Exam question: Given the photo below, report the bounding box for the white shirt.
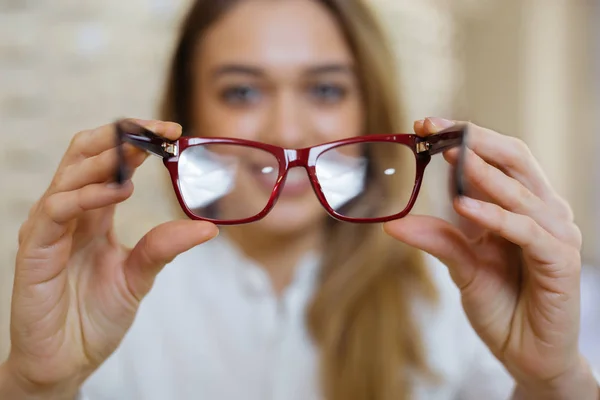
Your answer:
[80,234,516,400]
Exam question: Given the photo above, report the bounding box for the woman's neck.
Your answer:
[224,224,324,295]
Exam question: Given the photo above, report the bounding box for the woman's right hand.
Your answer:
[2,120,219,398]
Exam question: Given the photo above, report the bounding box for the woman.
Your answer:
[1,0,597,399]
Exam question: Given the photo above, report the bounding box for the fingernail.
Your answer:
[426,117,455,132]
[459,196,480,209]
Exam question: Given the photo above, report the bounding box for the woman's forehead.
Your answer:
[195,0,354,71]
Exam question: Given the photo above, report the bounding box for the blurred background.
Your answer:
[1,0,598,366]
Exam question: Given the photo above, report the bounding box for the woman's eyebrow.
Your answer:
[303,63,354,76]
[211,64,265,78]
[210,63,354,79]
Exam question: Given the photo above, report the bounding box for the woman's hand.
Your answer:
[384,117,598,399]
[3,120,218,397]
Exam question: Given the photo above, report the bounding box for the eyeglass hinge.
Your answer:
[416,141,431,154]
[162,142,178,157]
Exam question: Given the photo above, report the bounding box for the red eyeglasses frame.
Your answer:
[114,119,467,225]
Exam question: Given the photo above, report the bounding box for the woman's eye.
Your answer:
[308,83,347,103]
[221,85,261,105]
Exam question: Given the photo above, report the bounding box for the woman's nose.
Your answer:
[259,90,311,149]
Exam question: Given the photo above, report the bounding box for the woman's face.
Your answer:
[190,0,364,233]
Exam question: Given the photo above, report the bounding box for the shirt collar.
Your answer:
[210,233,321,298]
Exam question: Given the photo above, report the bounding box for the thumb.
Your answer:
[124,220,219,301]
[383,215,476,291]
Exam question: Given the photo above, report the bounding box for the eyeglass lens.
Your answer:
[177,141,416,221]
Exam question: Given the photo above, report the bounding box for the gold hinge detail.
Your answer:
[416,142,431,153]
[162,143,178,156]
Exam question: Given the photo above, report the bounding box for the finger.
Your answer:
[467,126,557,205]
[55,144,148,193]
[18,221,32,247]
[61,119,182,167]
[454,196,561,265]
[124,221,219,302]
[21,181,134,253]
[44,181,135,224]
[428,117,572,220]
[18,199,43,246]
[413,119,426,136]
[383,215,478,291]
[425,118,563,209]
[445,148,581,247]
[419,116,456,137]
[46,119,181,199]
[17,182,133,286]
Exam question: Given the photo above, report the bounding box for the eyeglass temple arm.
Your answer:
[114,122,177,184]
[415,125,469,197]
[116,124,175,159]
[416,125,466,155]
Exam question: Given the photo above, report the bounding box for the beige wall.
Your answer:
[460,0,598,262]
[1,0,597,360]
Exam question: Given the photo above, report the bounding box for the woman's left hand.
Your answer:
[384,117,598,399]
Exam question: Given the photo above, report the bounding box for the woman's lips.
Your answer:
[280,169,313,197]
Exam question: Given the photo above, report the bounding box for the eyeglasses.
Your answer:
[114,119,467,225]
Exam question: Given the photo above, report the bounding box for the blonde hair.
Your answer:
[160,1,437,399]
